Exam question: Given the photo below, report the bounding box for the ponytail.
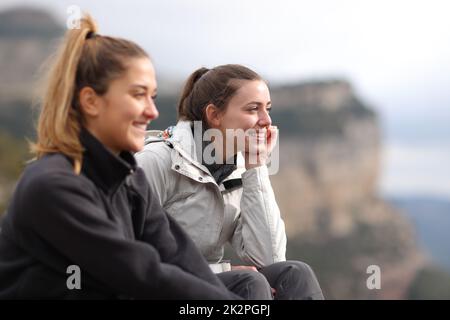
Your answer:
[177,67,209,121]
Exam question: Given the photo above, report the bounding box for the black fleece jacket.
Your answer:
[0,128,239,299]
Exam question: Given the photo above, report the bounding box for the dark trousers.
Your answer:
[217,260,324,300]
[216,269,273,299]
[259,260,324,300]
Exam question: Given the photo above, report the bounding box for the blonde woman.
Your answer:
[0,15,239,299]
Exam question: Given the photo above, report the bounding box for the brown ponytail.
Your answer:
[177,67,209,121]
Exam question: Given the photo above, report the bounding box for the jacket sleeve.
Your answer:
[231,165,287,268]
[135,148,169,206]
[15,170,238,300]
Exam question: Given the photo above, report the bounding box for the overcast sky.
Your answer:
[2,0,450,197]
[1,0,449,110]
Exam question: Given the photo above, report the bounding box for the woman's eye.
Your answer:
[266,108,272,113]
[134,92,146,98]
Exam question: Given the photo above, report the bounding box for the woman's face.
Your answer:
[213,80,272,156]
[85,57,159,154]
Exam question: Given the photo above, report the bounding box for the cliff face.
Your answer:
[0,8,64,141]
[0,8,63,211]
[269,81,425,299]
[0,8,63,102]
[271,81,381,237]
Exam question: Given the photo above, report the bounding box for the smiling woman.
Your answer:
[136,64,324,300]
[79,57,159,155]
[0,13,239,300]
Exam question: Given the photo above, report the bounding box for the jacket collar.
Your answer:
[168,121,245,183]
[171,121,200,162]
[166,121,209,175]
[80,127,137,194]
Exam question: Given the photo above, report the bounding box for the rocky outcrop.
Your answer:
[0,8,63,211]
[0,7,63,99]
[269,81,425,299]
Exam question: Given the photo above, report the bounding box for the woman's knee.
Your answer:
[278,261,320,285]
[262,260,314,277]
[236,270,272,299]
[279,260,324,299]
[258,260,322,299]
[284,260,315,277]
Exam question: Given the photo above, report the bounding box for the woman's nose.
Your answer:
[144,98,159,120]
[258,109,272,127]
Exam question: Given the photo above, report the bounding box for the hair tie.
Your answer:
[85,31,96,40]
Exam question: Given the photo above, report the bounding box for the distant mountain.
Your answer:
[0,7,62,39]
[0,7,64,140]
[0,7,64,212]
[389,196,450,271]
[270,80,376,137]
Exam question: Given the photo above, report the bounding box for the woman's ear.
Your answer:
[205,103,221,128]
[79,87,101,117]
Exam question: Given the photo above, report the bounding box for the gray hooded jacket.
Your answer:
[136,121,286,269]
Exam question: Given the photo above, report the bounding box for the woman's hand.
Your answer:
[244,125,278,170]
[231,265,258,272]
[231,265,277,297]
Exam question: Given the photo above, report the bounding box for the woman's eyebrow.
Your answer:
[244,101,272,106]
[129,84,148,90]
